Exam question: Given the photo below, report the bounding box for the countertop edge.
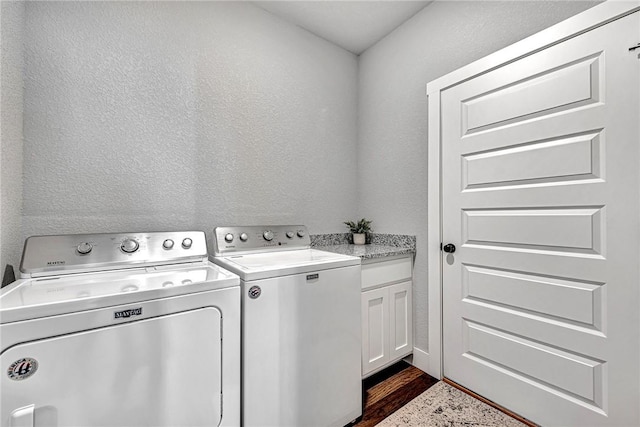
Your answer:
[313,244,415,260]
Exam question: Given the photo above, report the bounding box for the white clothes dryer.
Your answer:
[1,231,240,427]
[211,225,362,427]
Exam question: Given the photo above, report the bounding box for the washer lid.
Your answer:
[212,249,360,281]
[0,263,239,323]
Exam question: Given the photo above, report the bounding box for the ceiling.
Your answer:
[253,1,433,55]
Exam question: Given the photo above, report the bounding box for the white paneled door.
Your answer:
[441,12,640,426]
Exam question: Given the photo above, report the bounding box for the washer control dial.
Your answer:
[224,233,234,243]
[297,229,306,238]
[286,231,294,239]
[121,238,139,253]
[263,230,274,241]
[162,239,174,250]
[182,238,193,249]
[240,233,249,242]
[76,242,93,255]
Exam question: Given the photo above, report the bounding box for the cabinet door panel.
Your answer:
[389,281,413,360]
[362,287,390,375]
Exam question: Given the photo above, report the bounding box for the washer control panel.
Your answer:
[213,225,310,256]
[20,231,208,278]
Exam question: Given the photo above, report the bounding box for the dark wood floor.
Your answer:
[352,361,439,427]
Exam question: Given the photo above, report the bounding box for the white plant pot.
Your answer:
[353,233,366,245]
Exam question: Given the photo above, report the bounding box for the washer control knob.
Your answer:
[286,231,294,239]
[162,239,174,250]
[263,230,274,241]
[297,229,306,238]
[121,238,139,253]
[224,233,234,243]
[77,242,93,255]
[239,233,249,242]
[182,238,193,249]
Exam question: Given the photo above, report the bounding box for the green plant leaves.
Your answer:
[344,218,372,234]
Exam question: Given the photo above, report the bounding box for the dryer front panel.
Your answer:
[1,307,222,427]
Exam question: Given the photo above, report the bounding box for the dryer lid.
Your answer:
[0,263,238,323]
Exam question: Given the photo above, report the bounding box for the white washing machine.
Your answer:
[211,225,362,427]
[1,231,240,427]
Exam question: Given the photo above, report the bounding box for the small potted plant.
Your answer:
[344,218,372,245]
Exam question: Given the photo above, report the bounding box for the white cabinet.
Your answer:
[388,281,412,361]
[361,255,413,377]
[362,287,389,374]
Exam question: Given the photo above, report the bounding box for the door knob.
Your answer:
[442,243,456,253]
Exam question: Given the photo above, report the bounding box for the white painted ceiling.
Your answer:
[253,1,433,55]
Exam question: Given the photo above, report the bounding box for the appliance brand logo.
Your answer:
[114,307,143,319]
[46,260,66,266]
[7,358,38,381]
[248,286,261,299]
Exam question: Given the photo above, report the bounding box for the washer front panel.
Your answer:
[241,265,362,426]
[2,308,222,427]
[0,286,241,427]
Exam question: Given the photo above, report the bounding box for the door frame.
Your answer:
[423,0,640,380]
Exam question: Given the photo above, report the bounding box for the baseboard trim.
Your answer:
[443,378,538,427]
[410,347,439,378]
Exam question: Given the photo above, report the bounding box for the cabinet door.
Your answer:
[389,281,413,360]
[362,287,390,375]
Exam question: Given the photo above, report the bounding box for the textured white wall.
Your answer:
[357,0,600,351]
[12,1,603,349]
[22,2,358,243]
[1,1,25,274]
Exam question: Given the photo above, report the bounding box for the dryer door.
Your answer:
[1,307,222,427]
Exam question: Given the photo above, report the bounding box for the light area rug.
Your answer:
[376,381,527,427]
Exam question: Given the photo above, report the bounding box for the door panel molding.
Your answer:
[461,52,601,135]
[462,131,603,190]
[461,264,604,329]
[462,320,605,408]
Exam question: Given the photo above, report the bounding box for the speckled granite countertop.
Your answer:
[310,233,416,260]
[314,243,415,260]
[313,244,415,259]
